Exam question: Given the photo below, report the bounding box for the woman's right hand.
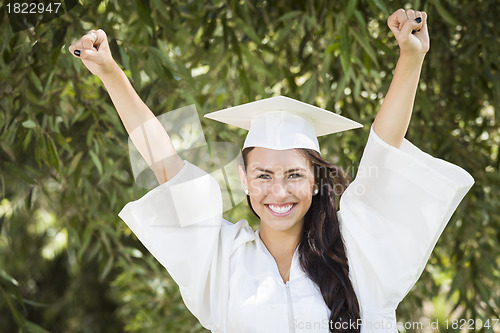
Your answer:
[69,29,118,78]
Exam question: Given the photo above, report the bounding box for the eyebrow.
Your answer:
[252,167,307,174]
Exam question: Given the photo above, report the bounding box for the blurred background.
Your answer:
[0,0,499,332]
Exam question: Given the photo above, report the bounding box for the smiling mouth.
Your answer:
[265,203,297,215]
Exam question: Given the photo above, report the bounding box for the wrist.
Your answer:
[396,53,426,73]
[99,61,123,83]
[398,51,426,64]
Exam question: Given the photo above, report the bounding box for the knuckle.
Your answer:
[81,37,92,47]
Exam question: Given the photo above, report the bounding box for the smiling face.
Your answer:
[239,147,316,235]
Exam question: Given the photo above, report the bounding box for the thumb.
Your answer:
[400,18,423,38]
[79,48,102,62]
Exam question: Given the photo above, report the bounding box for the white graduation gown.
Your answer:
[118,125,474,333]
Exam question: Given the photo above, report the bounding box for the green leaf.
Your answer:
[350,27,379,66]
[22,120,36,128]
[89,150,103,176]
[25,320,51,333]
[22,128,33,151]
[325,41,340,55]
[277,10,302,22]
[345,0,358,21]
[44,71,55,93]
[77,226,93,261]
[28,70,43,93]
[22,299,48,308]
[367,0,389,14]
[239,44,269,77]
[68,151,84,175]
[353,9,366,29]
[0,268,19,287]
[235,18,261,44]
[99,255,114,282]
[46,136,60,172]
[275,20,295,45]
[340,25,351,73]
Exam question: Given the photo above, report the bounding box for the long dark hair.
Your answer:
[241,147,360,333]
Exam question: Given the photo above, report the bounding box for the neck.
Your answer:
[259,221,302,261]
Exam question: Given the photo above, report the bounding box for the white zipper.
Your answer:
[285,281,296,333]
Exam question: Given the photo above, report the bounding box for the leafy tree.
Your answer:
[1,0,498,332]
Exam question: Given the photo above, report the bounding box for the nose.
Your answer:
[270,179,288,199]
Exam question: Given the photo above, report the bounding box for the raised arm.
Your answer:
[372,9,430,148]
[69,29,184,184]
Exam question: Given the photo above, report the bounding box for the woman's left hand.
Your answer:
[387,9,430,57]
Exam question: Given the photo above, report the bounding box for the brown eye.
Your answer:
[288,173,302,179]
[257,174,271,179]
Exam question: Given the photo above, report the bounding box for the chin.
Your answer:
[260,214,303,233]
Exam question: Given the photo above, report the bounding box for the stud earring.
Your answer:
[313,187,319,196]
[243,187,249,195]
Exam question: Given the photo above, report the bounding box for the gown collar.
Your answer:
[255,229,306,283]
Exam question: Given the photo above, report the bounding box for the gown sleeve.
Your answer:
[118,160,255,331]
[338,125,474,331]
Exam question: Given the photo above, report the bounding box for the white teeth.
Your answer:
[268,204,293,214]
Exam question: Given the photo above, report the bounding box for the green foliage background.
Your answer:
[1,0,499,332]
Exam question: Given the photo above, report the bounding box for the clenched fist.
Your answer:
[388,9,430,57]
[68,29,118,78]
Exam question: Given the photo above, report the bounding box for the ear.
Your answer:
[238,164,248,190]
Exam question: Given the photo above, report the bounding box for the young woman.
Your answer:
[70,9,474,333]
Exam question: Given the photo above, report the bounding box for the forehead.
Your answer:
[246,147,311,171]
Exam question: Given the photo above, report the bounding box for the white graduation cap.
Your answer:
[204,96,363,153]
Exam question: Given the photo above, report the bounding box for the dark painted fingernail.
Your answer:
[415,17,422,23]
[74,49,81,57]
